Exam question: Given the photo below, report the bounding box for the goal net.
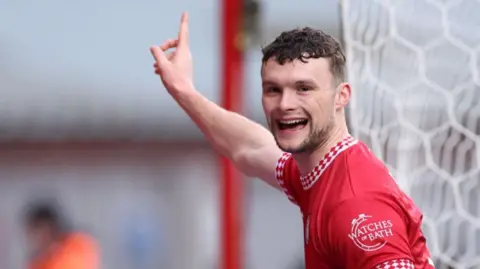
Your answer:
[340,0,480,268]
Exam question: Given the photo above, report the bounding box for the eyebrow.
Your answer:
[293,79,317,87]
[262,79,317,86]
[261,80,278,88]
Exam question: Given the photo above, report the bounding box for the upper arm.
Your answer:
[235,145,300,205]
[324,196,415,269]
[234,144,284,188]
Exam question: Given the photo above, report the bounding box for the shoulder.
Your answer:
[329,192,405,221]
[336,140,398,197]
[275,152,302,205]
[52,232,100,268]
[62,232,99,253]
[276,152,299,178]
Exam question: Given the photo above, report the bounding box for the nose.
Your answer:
[279,90,298,111]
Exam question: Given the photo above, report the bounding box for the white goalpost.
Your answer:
[340,0,480,268]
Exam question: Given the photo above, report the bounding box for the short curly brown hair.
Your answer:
[262,27,346,85]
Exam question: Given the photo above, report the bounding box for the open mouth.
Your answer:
[277,119,308,131]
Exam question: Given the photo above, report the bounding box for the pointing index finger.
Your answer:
[178,12,189,48]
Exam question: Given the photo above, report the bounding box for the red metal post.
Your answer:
[220,0,244,269]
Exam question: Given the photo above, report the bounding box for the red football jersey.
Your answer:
[275,136,435,269]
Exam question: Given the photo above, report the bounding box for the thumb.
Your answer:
[150,46,169,67]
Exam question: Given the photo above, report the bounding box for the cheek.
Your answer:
[308,98,334,123]
[310,98,327,114]
[261,98,274,116]
[322,94,337,112]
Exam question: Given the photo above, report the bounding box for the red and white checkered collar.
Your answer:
[299,135,358,190]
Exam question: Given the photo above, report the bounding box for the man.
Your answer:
[150,13,434,269]
[25,202,99,269]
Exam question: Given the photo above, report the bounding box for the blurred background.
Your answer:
[0,0,479,268]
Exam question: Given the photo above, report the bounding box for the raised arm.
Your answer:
[149,13,283,188]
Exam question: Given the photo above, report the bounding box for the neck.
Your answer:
[292,123,350,175]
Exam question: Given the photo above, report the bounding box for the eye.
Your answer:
[298,85,312,92]
[265,86,282,94]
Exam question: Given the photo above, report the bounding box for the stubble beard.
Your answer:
[273,118,335,154]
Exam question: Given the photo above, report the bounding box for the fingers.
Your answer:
[160,39,179,51]
[177,12,189,48]
[150,12,188,72]
[150,46,168,66]
[150,38,178,63]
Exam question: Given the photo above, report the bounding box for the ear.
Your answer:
[335,82,351,109]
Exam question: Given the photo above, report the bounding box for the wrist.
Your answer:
[168,78,195,96]
[172,81,200,103]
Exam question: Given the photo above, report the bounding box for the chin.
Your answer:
[275,139,307,154]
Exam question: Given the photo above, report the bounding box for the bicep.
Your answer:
[234,144,284,189]
[234,144,300,206]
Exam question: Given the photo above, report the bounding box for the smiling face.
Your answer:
[261,58,337,153]
[260,27,349,154]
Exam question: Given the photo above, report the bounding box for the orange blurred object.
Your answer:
[29,232,99,269]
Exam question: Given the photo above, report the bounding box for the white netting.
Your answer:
[341,0,480,268]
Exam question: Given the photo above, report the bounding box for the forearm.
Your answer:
[174,87,275,161]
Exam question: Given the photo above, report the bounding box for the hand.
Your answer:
[150,12,193,94]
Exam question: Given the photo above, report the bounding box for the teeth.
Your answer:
[280,119,306,124]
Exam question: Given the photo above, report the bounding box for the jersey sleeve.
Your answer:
[275,152,300,205]
[324,195,415,269]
